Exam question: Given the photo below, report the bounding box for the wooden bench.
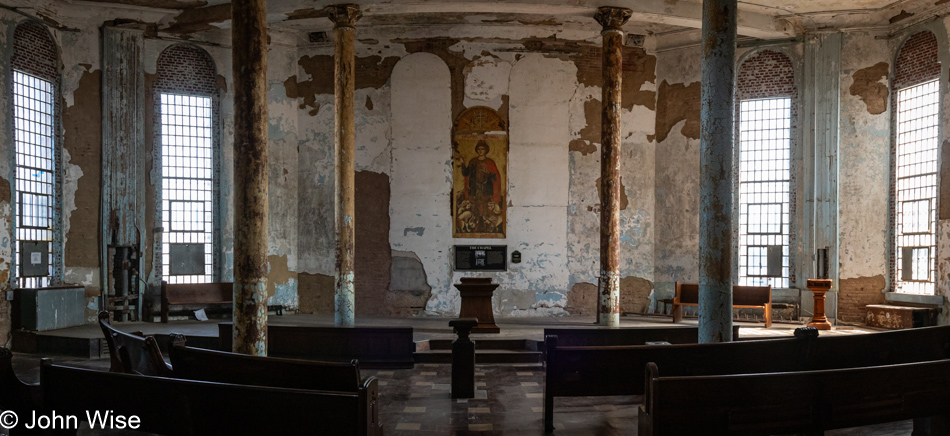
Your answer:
[543,325,740,347]
[160,280,233,323]
[169,344,381,435]
[672,281,772,327]
[639,359,950,435]
[39,358,377,435]
[543,324,950,432]
[219,322,415,369]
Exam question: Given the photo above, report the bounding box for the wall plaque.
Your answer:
[454,245,507,271]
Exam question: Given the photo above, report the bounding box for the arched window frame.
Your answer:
[733,48,799,289]
[153,44,221,285]
[890,31,942,295]
[9,20,63,289]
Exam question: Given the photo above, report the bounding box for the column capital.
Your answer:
[325,4,362,28]
[594,6,632,33]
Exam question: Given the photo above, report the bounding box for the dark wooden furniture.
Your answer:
[218,322,415,369]
[0,347,42,433]
[543,324,950,432]
[673,281,772,327]
[542,325,740,347]
[169,344,381,435]
[39,359,377,436]
[160,280,233,323]
[807,278,833,329]
[98,310,174,376]
[449,318,478,399]
[639,359,950,435]
[455,277,500,333]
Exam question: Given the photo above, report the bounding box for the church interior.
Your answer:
[2,0,950,434]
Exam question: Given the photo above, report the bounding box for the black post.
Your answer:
[450,318,478,399]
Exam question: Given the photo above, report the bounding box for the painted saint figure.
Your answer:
[459,140,503,233]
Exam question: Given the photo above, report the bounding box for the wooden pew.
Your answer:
[98,310,174,376]
[542,325,740,347]
[39,359,376,436]
[0,348,42,435]
[169,344,381,435]
[639,359,950,435]
[543,324,950,432]
[219,322,415,369]
[160,280,233,323]
[673,281,772,327]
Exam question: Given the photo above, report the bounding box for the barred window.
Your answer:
[893,80,939,294]
[13,71,56,288]
[160,93,214,284]
[737,97,791,288]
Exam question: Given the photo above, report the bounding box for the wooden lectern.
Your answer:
[455,277,500,333]
[806,278,833,330]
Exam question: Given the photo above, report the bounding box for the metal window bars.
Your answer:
[13,71,55,288]
[894,80,939,294]
[160,93,214,284]
[738,97,791,288]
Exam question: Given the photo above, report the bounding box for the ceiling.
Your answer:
[4,0,948,45]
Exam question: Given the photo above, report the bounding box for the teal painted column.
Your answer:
[699,0,737,343]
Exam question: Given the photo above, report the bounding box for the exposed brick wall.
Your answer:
[889,31,940,296]
[12,21,57,81]
[155,44,218,94]
[735,49,799,287]
[893,31,940,90]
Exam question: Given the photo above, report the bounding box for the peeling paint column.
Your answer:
[101,26,146,311]
[594,7,631,327]
[326,4,361,327]
[232,0,269,355]
[698,0,737,343]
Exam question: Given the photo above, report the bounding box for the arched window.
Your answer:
[891,31,940,295]
[11,21,61,288]
[735,50,798,288]
[154,44,219,284]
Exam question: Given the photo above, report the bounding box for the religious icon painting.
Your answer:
[452,106,508,239]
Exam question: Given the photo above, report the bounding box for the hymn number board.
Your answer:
[455,245,507,271]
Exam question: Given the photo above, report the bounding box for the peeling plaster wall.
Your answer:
[837,32,892,322]
[294,36,658,317]
[390,52,454,314]
[653,46,702,303]
[264,37,299,309]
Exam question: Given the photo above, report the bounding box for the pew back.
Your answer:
[40,361,368,436]
[169,344,363,392]
[98,311,171,377]
[542,325,740,347]
[543,325,950,432]
[641,359,950,435]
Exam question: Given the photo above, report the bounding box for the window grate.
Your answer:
[738,97,790,288]
[13,71,55,288]
[894,80,939,294]
[160,93,214,284]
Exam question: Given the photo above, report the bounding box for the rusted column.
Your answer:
[326,4,361,327]
[594,6,631,327]
[231,0,268,355]
[698,0,737,343]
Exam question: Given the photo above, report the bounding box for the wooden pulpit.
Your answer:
[455,277,500,333]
